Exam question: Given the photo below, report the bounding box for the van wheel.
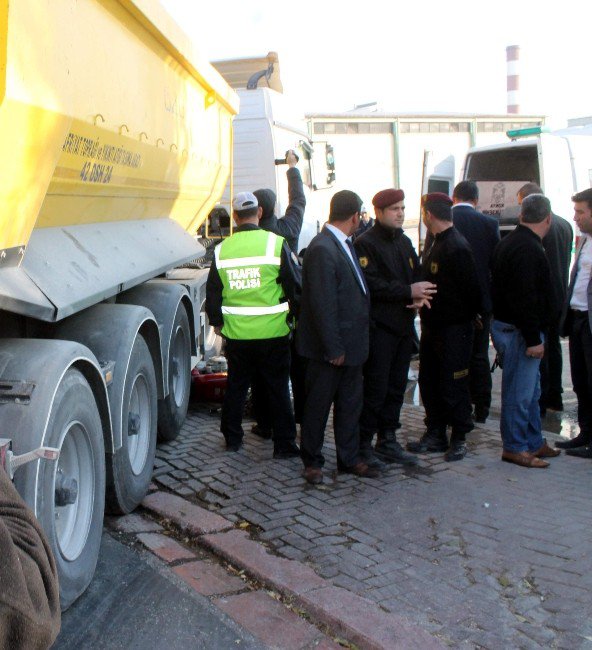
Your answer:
[106,334,157,514]
[36,368,106,610]
[157,304,191,442]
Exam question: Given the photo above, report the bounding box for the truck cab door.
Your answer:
[539,134,576,219]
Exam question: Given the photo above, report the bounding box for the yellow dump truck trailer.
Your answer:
[0,0,238,608]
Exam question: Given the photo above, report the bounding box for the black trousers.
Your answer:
[252,337,307,428]
[569,311,592,439]
[419,322,474,441]
[470,313,493,412]
[220,336,296,450]
[540,317,564,409]
[300,359,362,469]
[360,326,413,437]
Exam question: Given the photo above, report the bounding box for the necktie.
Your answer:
[346,239,367,294]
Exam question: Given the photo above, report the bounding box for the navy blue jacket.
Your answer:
[452,204,500,313]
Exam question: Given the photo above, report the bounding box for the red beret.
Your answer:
[372,188,405,209]
[423,192,452,206]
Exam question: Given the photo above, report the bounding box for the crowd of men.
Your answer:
[205,152,592,484]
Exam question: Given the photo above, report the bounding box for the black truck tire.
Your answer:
[157,304,191,442]
[36,368,106,610]
[106,334,157,514]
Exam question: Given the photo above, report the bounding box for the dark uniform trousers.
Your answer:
[470,313,493,412]
[360,325,414,436]
[540,317,563,409]
[221,336,296,449]
[252,337,307,427]
[300,360,362,469]
[568,311,592,438]
[419,322,475,441]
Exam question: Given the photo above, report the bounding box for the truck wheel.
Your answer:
[106,334,157,514]
[36,368,106,610]
[157,304,191,442]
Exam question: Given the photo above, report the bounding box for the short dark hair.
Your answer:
[572,187,592,209]
[518,182,543,200]
[453,180,479,203]
[329,190,362,222]
[233,207,259,220]
[521,193,551,223]
[423,199,452,222]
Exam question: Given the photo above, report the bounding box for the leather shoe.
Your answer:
[340,462,380,478]
[555,434,590,449]
[501,450,549,468]
[303,467,323,485]
[445,441,467,462]
[565,446,592,459]
[532,440,561,458]
[406,432,448,453]
[359,448,387,470]
[375,440,418,466]
[225,441,243,452]
[251,424,273,440]
[273,443,300,459]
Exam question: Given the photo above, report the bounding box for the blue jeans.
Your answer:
[491,320,544,453]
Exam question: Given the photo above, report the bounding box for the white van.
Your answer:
[462,125,592,232]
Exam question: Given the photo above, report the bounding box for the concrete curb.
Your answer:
[142,491,445,649]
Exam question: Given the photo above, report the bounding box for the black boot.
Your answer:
[406,429,448,453]
[555,432,590,449]
[359,431,386,470]
[375,430,418,465]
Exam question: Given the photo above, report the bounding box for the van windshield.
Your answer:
[465,145,539,228]
[465,145,539,183]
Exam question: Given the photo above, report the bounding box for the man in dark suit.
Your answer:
[296,190,379,484]
[556,188,592,456]
[517,183,573,415]
[451,181,500,423]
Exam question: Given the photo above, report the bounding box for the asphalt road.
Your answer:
[53,533,265,650]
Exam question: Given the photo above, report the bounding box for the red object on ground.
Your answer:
[191,369,227,403]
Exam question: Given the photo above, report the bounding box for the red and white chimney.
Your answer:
[506,45,520,114]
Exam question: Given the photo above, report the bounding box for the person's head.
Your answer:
[360,205,369,223]
[253,188,277,221]
[572,187,592,235]
[329,190,363,236]
[232,192,259,224]
[372,189,405,229]
[421,192,453,233]
[519,193,551,238]
[452,180,479,206]
[517,182,543,205]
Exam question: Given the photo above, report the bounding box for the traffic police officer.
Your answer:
[354,188,435,467]
[407,192,482,461]
[250,150,307,439]
[205,192,301,458]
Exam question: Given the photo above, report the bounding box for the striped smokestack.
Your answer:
[506,45,520,114]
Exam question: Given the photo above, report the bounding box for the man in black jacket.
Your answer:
[407,193,482,462]
[354,188,435,467]
[250,150,307,439]
[452,181,500,423]
[490,193,560,468]
[297,190,379,484]
[517,183,573,415]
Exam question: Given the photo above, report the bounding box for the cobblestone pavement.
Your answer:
[154,363,592,649]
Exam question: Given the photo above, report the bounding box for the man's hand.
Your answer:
[329,354,345,366]
[407,297,431,310]
[525,344,545,359]
[410,281,437,300]
[286,149,298,168]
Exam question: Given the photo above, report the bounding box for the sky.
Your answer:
[162,0,591,126]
